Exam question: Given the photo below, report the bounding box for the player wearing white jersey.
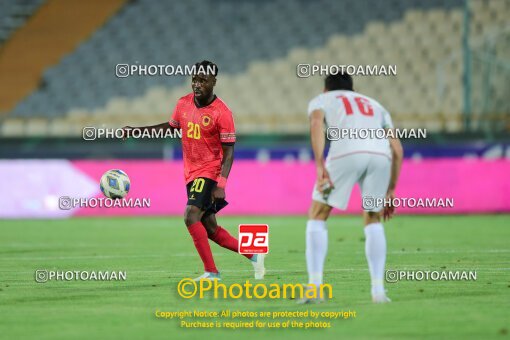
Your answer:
[300,73,403,304]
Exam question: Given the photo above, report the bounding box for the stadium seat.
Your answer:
[5,0,508,135]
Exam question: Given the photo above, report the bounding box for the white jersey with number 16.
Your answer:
[307,90,394,161]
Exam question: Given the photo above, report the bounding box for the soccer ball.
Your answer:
[100,169,130,199]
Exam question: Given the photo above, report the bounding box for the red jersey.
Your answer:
[169,93,236,184]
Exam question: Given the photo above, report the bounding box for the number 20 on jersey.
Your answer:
[187,122,201,139]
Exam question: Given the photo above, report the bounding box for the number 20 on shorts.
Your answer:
[190,178,205,193]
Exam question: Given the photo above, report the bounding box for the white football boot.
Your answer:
[296,285,326,304]
[193,272,221,281]
[372,292,391,303]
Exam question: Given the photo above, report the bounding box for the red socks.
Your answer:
[187,222,218,273]
[187,223,253,272]
[210,226,253,260]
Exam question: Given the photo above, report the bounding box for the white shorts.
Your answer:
[312,152,391,212]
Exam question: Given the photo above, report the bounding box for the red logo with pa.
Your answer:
[238,224,269,254]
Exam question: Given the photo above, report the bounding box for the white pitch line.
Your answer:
[0,253,230,261]
[386,249,510,254]
[0,248,508,261]
[1,268,509,275]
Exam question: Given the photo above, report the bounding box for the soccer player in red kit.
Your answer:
[124,60,265,281]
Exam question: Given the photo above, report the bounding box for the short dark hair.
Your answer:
[325,73,353,91]
[194,60,218,77]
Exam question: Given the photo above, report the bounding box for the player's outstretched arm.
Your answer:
[384,135,404,220]
[122,122,175,139]
[309,109,333,193]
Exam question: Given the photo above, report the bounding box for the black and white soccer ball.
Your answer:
[100,169,130,199]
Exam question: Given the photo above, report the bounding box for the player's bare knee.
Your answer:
[308,201,332,221]
[184,205,203,227]
[184,214,197,227]
[201,214,218,236]
[364,211,381,225]
[205,226,217,237]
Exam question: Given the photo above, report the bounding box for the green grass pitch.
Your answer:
[1,215,509,339]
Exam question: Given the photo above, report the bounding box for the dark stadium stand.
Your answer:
[0,0,44,45]
[6,0,462,116]
[1,0,508,136]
